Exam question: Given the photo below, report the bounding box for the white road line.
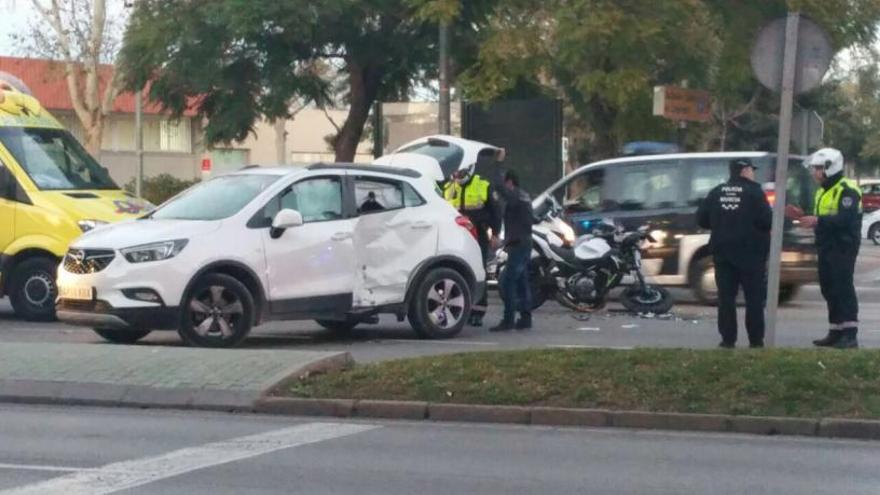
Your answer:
[1,422,379,495]
[0,463,93,473]
[391,339,499,346]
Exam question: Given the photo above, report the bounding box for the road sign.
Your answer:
[751,16,834,95]
[652,86,712,122]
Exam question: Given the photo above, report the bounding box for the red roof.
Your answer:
[0,56,197,117]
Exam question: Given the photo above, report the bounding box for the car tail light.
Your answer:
[456,215,479,241]
[765,190,776,206]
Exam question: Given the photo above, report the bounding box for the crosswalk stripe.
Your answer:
[0,422,379,495]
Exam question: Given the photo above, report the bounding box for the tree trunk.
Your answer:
[334,61,383,162]
[274,119,287,164]
[85,116,103,161]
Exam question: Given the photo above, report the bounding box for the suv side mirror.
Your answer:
[270,208,304,239]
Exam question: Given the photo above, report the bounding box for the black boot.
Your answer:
[490,319,514,332]
[515,312,532,330]
[469,314,484,327]
[833,328,859,349]
[813,330,842,347]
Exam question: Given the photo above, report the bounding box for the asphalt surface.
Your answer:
[1,246,879,362]
[0,404,877,495]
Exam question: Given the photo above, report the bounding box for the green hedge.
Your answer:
[125,174,199,205]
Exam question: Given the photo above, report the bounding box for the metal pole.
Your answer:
[134,88,144,198]
[372,101,384,159]
[800,108,808,157]
[765,12,800,347]
[438,22,451,135]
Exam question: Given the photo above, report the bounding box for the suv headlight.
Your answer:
[78,219,108,232]
[121,239,188,263]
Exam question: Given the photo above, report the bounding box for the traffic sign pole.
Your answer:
[765,12,800,347]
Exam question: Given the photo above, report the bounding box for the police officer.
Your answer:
[443,162,500,326]
[796,148,862,349]
[697,158,772,348]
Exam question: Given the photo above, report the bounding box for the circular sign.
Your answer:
[751,16,834,95]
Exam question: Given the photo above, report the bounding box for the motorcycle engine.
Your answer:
[567,272,599,302]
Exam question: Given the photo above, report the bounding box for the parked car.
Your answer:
[0,76,150,322]
[859,180,880,213]
[532,152,818,305]
[56,164,486,348]
[862,209,880,245]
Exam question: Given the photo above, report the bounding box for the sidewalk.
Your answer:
[0,343,351,410]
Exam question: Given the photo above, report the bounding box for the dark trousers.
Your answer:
[471,222,491,318]
[500,243,533,322]
[818,246,859,327]
[714,256,767,345]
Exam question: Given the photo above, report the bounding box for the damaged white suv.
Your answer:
[56,164,485,348]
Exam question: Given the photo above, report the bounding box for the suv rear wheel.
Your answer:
[9,257,58,322]
[690,256,799,306]
[408,267,471,339]
[178,273,255,348]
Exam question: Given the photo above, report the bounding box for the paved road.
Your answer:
[1,246,879,363]
[0,404,878,494]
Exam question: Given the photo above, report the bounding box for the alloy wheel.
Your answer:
[426,278,466,329]
[189,285,244,340]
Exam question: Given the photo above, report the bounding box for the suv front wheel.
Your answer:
[178,273,255,348]
[408,267,472,339]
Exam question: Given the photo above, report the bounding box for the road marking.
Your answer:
[391,339,498,346]
[0,422,378,495]
[576,327,601,332]
[551,345,635,350]
[0,463,93,473]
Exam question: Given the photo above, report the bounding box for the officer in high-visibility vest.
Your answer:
[796,148,862,349]
[444,162,500,326]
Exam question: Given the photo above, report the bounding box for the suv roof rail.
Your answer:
[307,163,422,178]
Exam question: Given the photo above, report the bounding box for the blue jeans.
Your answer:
[500,243,533,322]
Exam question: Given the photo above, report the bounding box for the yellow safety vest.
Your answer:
[444,175,490,211]
[814,178,862,216]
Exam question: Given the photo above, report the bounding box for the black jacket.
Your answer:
[815,173,862,251]
[697,176,772,265]
[496,183,533,248]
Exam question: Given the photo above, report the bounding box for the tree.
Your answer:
[15,0,126,158]
[120,1,437,161]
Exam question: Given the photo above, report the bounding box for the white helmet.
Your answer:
[807,148,844,176]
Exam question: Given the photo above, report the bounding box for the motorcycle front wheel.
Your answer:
[620,285,674,315]
[497,266,550,311]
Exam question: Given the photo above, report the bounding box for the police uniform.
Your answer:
[812,173,862,348]
[697,159,772,347]
[443,174,500,325]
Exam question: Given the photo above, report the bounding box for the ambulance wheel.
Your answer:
[9,257,58,322]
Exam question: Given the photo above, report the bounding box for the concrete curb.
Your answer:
[251,398,880,442]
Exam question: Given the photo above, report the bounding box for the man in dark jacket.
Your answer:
[491,170,534,332]
[697,158,773,348]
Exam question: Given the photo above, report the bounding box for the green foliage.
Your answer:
[124,174,199,206]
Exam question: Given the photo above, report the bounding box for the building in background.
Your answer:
[0,56,464,182]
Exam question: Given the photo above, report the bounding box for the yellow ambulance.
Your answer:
[0,77,150,321]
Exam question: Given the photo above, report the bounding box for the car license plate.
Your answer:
[59,285,94,301]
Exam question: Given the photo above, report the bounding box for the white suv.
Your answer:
[56,164,486,348]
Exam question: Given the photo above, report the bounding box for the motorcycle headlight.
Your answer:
[78,219,108,232]
[121,239,188,264]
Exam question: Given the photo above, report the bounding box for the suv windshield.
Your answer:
[151,174,280,221]
[0,127,117,190]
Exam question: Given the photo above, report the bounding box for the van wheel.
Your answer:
[690,256,718,306]
[870,224,880,246]
[9,257,58,322]
[178,273,254,348]
[93,328,152,344]
[408,268,471,339]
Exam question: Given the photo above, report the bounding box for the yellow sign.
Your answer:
[653,86,712,122]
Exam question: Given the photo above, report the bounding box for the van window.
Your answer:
[689,158,729,206]
[606,161,684,211]
[563,169,604,212]
[0,127,117,190]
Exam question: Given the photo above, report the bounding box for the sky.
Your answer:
[0,1,31,55]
